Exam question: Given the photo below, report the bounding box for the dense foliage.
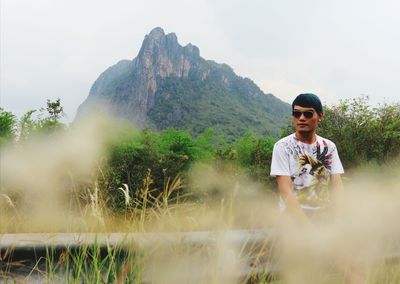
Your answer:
[0,99,65,145]
[0,108,17,146]
[318,97,400,169]
[147,73,291,142]
[99,126,275,210]
[1,97,399,210]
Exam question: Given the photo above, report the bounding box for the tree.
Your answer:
[17,99,66,141]
[18,110,37,141]
[317,96,400,168]
[0,108,17,145]
[233,132,276,183]
[43,98,64,122]
[37,98,65,132]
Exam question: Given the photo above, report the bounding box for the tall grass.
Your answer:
[1,115,400,283]
[2,165,400,283]
[1,244,143,283]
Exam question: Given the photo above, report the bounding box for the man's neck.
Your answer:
[295,131,317,144]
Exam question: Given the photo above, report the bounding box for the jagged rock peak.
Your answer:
[148,27,165,39]
[76,27,291,138]
[140,27,199,56]
[144,27,178,45]
[139,27,175,55]
[184,43,200,57]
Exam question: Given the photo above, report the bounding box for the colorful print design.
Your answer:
[292,140,333,208]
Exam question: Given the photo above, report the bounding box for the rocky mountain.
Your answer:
[76,27,291,140]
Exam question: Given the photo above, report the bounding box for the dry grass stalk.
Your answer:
[118,183,131,207]
[1,194,15,209]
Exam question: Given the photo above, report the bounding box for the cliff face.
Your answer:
[77,27,290,139]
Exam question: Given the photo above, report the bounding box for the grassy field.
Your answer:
[1,170,400,283]
[1,120,400,283]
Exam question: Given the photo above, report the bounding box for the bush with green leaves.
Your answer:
[231,132,276,184]
[0,108,17,146]
[0,99,66,144]
[101,128,220,210]
[318,97,400,168]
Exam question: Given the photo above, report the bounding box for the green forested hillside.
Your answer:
[148,72,290,141]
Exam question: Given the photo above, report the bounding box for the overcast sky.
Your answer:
[1,0,400,122]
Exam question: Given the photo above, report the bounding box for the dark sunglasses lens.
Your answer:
[292,111,302,118]
[304,111,314,118]
[292,111,314,118]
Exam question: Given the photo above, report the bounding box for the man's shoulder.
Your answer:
[274,133,295,146]
[316,135,337,148]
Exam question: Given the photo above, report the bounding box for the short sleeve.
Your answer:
[330,144,344,174]
[270,142,291,177]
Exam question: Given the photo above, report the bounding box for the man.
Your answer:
[270,93,365,284]
[270,93,344,223]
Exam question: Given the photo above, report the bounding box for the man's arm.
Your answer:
[330,174,344,193]
[276,175,311,224]
[330,173,344,217]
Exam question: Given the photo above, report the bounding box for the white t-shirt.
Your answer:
[270,133,344,210]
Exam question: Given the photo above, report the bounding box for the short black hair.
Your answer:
[292,93,323,114]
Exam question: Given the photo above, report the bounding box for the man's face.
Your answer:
[292,105,322,133]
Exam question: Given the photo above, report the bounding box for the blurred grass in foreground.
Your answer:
[1,113,400,283]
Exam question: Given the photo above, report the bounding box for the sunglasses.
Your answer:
[292,110,315,119]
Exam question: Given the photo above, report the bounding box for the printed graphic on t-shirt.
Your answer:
[292,140,332,208]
